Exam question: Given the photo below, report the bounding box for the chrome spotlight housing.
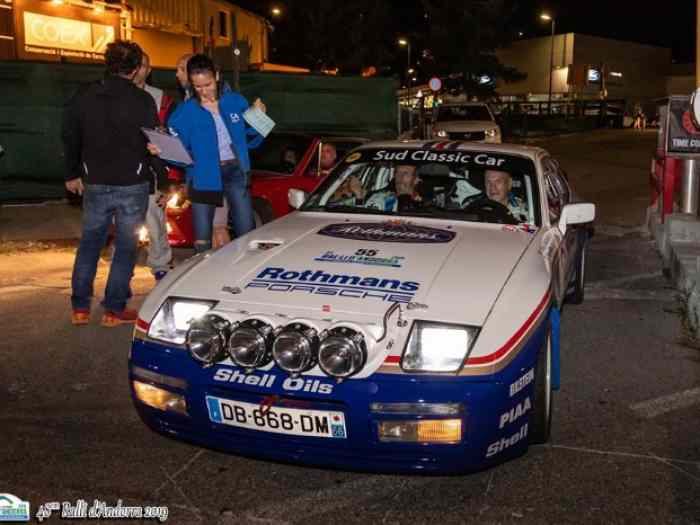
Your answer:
[272,323,319,375]
[318,327,367,378]
[228,319,274,370]
[186,314,231,367]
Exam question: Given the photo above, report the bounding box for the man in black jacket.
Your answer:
[62,40,162,327]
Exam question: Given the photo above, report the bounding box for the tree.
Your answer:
[271,0,393,74]
[421,0,525,97]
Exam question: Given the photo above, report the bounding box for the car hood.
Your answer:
[166,213,535,327]
[434,121,499,132]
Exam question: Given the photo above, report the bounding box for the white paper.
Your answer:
[243,107,276,137]
[141,128,193,165]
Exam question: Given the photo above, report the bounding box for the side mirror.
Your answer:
[558,202,595,235]
[288,188,308,210]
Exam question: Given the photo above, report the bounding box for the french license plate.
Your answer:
[206,396,347,439]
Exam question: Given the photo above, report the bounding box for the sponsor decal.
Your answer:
[345,152,362,163]
[318,222,455,244]
[245,266,420,303]
[509,368,534,397]
[213,369,335,394]
[230,113,241,123]
[485,423,529,458]
[0,493,30,522]
[372,149,507,167]
[519,224,538,234]
[314,248,404,268]
[501,225,518,232]
[498,397,532,429]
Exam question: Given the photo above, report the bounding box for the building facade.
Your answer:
[0,0,270,69]
[496,33,672,111]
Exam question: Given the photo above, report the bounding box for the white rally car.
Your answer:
[129,140,594,473]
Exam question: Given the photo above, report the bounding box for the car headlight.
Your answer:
[435,129,448,138]
[272,323,319,375]
[186,314,231,366]
[401,321,479,373]
[147,298,217,345]
[228,319,274,369]
[318,327,366,378]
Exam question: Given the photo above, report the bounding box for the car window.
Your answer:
[249,134,312,174]
[306,140,367,176]
[302,147,540,226]
[542,157,568,221]
[436,105,493,122]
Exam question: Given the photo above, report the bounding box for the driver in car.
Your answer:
[364,164,422,212]
[483,169,528,222]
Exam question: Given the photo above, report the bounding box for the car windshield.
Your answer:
[249,134,312,174]
[302,147,540,225]
[437,105,493,122]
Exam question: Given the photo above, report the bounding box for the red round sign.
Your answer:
[429,77,442,92]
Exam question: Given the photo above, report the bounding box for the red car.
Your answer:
[165,134,369,247]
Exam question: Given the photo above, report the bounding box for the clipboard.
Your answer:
[141,127,193,165]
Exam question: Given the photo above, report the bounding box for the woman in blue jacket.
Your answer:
[155,54,265,253]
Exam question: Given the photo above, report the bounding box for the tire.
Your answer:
[567,237,587,305]
[530,324,553,444]
[253,198,275,228]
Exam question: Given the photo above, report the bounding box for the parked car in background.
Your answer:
[130,140,595,473]
[431,102,502,143]
[165,133,369,247]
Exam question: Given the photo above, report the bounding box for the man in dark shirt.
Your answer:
[62,40,160,327]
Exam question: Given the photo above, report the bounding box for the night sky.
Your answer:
[237,1,696,64]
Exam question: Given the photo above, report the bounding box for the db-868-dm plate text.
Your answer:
[206,396,347,438]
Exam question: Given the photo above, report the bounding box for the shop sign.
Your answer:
[665,95,700,157]
[14,0,120,62]
[24,11,114,57]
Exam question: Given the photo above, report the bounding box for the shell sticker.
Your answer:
[345,152,362,163]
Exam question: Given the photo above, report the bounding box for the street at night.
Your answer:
[2,130,698,524]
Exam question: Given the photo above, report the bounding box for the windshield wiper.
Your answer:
[321,204,389,214]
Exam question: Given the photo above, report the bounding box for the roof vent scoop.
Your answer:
[248,239,284,251]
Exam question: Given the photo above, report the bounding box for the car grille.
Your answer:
[448,131,486,141]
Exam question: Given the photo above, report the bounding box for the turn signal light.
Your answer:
[377,419,462,444]
[133,381,187,415]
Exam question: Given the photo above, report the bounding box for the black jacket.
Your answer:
[62,75,167,188]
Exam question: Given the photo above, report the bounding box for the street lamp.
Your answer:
[398,37,412,131]
[271,6,282,17]
[540,13,555,115]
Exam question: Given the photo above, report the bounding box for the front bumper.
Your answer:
[129,330,543,474]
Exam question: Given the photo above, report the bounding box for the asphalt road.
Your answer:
[1,129,699,524]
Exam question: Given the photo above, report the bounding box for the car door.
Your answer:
[542,157,576,305]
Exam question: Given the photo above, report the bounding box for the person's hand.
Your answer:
[155,191,168,208]
[348,176,365,199]
[65,178,84,195]
[253,98,267,113]
[147,142,161,156]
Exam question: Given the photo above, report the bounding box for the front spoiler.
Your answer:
[129,323,546,474]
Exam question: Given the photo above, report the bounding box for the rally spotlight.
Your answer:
[228,319,274,370]
[272,323,319,376]
[186,314,230,367]
[318,326,367,379]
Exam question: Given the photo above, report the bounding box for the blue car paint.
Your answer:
[550,307,561,391]
[129,314,549,474]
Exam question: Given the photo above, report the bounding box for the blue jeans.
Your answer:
[191,164,255,253]
[71,183,149,312]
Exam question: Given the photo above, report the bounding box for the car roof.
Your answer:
[355,140,547,162]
